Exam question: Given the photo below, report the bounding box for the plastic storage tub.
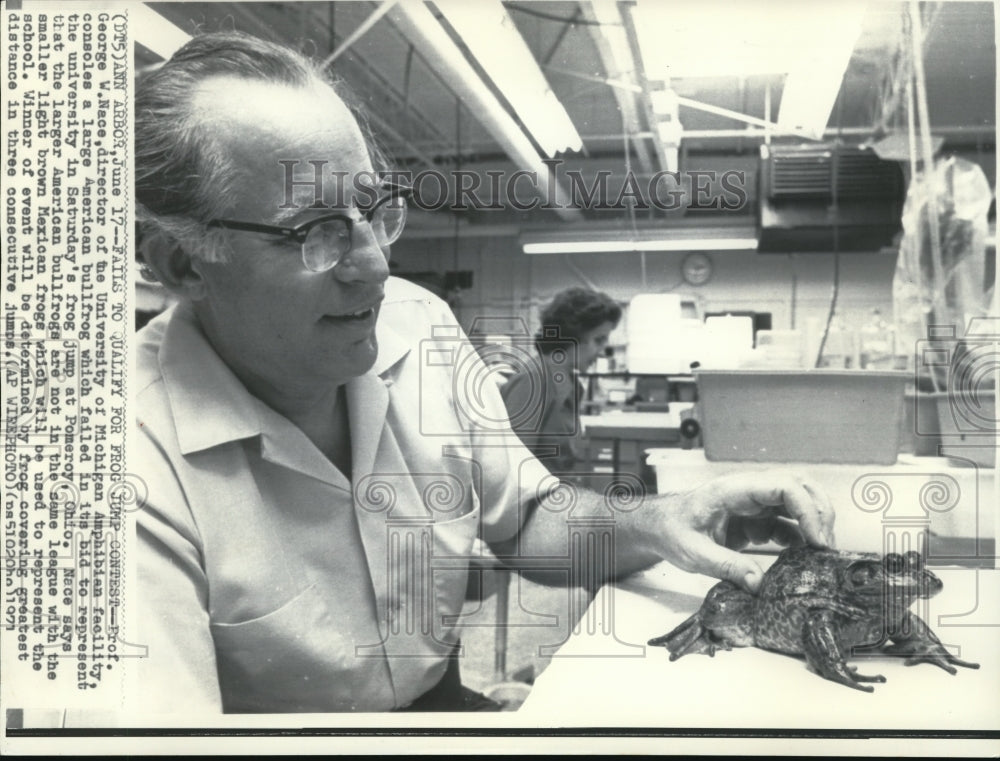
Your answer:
[695,369,909,465]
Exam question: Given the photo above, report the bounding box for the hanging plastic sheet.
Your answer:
[892,155,993,387]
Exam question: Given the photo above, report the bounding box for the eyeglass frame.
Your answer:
[205,182,412,272]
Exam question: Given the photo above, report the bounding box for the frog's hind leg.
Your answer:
[649,582,747,660]
[883,612,980,674]
[648,613,731,660]
[803,609,885,692]
[845,665,887,683]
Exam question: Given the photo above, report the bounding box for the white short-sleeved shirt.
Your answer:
[132,277,553,713]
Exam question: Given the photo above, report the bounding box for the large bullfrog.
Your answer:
[648,546,979,691]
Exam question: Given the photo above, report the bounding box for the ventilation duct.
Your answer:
[757,143,905,253]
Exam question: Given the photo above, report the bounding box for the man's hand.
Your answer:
[657,471,836,594]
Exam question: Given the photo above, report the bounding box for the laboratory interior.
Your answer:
[131,1,997,718]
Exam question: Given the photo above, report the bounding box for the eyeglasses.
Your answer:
[206,184,411,273]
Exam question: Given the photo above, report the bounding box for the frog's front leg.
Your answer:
[883,612,980,674]
[803,609,886,692]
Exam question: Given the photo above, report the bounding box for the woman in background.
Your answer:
[500,288,622,475]
[491,288,622,690]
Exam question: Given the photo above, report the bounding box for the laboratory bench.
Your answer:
[577,410,692,493]
[579,372,698,406]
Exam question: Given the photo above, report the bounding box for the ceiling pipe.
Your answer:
[224,1,453,155]
[321,0,400,67]
[364,109,440,172]
[298,5,455,149]
[387,0,584,221]
[397,123,994,155]
[543,64,643,94]
[619,2,677,173]
[675,95,819,140]
[579,2,655,175]
[686,125,996,139]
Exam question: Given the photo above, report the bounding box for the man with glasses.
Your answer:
[133,31,835,714]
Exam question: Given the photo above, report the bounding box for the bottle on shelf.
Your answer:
[859,308,897,370]
[817,315,859,369]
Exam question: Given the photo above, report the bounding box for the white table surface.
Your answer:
[520,450,999,730]
[520,560,1000,731]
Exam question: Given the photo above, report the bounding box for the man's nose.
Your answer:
[334,222,390,284]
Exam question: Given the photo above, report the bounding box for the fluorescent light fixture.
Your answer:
[590,0,678,172]
[436,0,583,156]
[132,3,192,60]
[588,0,636,83]
[523,238,758,254]
[777,3,867,140]
[390,1,582,220]
[18,1,192,61]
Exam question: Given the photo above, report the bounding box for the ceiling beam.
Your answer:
[332,50,456,154]
[618,2,677,172]
[581,1,656,176]
[542,5,582,65]
[398,123,995,154]
[298,3,456,152]
[675,96,821,140]
[363,110,440,172]
[321,0,400,67]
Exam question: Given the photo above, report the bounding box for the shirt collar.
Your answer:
[158,301,412,457]
[372,314,411,377]
[159,301,264,455]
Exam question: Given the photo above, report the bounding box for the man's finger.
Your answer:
[765,476,833,549]
[685,534,765,594]
[718,471,836,548]
[803,479,836,547]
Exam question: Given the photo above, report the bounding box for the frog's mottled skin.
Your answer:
[648,546,979,692]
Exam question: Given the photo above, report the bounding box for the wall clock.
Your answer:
[681,252,713,286]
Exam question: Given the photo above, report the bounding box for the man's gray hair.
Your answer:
[135,31,387,265]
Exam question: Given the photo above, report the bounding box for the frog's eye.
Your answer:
[883,553,906,575]
[904,550,923,571]
[849,565,873,586]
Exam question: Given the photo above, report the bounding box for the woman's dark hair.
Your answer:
[536,288,621,355]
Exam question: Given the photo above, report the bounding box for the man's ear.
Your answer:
[140,229,209,301]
